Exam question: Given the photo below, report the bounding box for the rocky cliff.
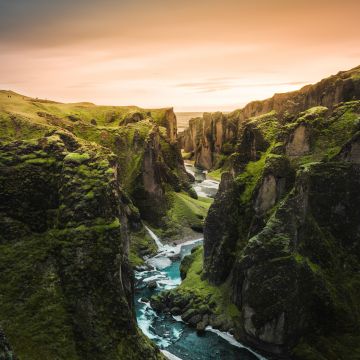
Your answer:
[202,100,360,358]
[179,65,360,170]
[0,92,196,359]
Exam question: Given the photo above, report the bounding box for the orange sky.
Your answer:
[1,0,359,111]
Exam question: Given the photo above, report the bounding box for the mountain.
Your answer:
[153,65,360,359]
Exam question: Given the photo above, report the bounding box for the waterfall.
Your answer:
[144,225,164,250]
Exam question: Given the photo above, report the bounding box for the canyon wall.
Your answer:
[179,65,360,170]
[202,95,360,357]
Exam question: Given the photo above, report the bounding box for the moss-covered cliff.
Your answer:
[0,92,201,359]
[168,66,360,359]
[0,131,166,359]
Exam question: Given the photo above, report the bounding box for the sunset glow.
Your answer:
[1,0,359,111]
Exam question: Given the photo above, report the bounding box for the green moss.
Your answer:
[207,168,223,181]
[248,110,279,143]
[159,192,212,239]
[64,152,90,164]
[178,247,240,319]
[293,334,360,360]
[0,234,78,360]
[85,191,95,199]
[25,157,56,165]
[181,151,192,160]
[294,253,320,273]
[290,102,360,165]
[236,150,268,203]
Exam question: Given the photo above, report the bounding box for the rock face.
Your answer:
[285,124,310,157]
[179,65,360,170]
[178,112,237,169]
[202,91,360,359]
[0,132,163,360]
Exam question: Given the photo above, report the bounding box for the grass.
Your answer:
[156,191,213,241]
[0,90,171,135]
[237,149,269,203]
[207,168,223,181]
[168,192,212,225]
[178,247,241,319]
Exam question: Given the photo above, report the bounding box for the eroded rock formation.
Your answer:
[179,65,360,170]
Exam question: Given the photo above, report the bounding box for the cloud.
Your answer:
[176,79,307,93]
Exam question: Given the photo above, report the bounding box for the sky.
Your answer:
[0,0,359,111]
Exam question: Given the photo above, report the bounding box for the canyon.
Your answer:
[0,65,360,360]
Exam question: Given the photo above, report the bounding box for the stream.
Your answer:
[135,165,266,360]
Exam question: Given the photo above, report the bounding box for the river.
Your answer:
[134,165,266,360]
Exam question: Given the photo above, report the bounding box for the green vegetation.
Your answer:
[247,110,279,143]
[165,246,241,326]
[0,90,171,130]
[178,71,360,358]
[236,149,269,203]
[64,152,90,164]
[207,168,223,181]
[181,151,192,160]
[159,192,212,240]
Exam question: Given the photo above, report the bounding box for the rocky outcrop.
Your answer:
[178,112,237,169]
[0,91,199,359]
[203,172,240,284]
[254,174,277,213]
[152,108,178,143]
[0,132,163,360]
[164,108,178,143]
[179,65,360,170]
[285,124,310,157]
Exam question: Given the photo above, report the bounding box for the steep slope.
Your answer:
[160,66,360,359]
